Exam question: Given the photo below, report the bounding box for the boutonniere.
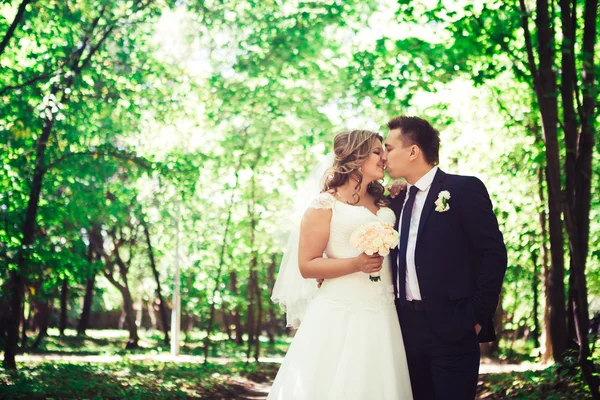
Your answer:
[434,190,451,212]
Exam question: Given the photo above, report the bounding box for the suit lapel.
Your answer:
[416,168,446,241]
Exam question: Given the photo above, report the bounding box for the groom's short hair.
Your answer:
[387,116,440,166]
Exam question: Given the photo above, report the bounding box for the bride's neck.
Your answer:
[337,177,371,200]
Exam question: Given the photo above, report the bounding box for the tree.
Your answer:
[395,0,598,393]
[1,0,181,368]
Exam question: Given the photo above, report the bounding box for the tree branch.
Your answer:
[580,0,597,127]
[77,24,117,73]
[0,70,58,97]
[43,145,153,173]
[0,0,32,58]
[103,266,126,292]
[78,0,154,72]
[518,0,541,93]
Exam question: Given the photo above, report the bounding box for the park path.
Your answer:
[14,354,546,400]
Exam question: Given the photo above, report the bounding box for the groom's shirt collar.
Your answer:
[408,166,438,193]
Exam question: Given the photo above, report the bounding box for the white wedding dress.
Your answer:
[268,192,413,400]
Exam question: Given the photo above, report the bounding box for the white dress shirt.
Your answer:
[397,166,438,300]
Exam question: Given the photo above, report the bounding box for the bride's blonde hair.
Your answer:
[322,130,389,207]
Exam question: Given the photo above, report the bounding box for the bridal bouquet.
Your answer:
[349,221,400,282]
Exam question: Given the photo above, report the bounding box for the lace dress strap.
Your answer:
[308,192,336,210]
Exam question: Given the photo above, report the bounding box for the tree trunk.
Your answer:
[222,307,232,340]
[59,278,68,336]
[559,0,582,356]
[203,138,248,362]
[147,299,157,330]
[230,270,244,344]
[246,168,265,361]
[253,267,263,362]
[31,298,51,350]
[78,234,98,336]
[519,0,567,361]
[0,284,8,347]
[112,249,139,349]
[541,262,553,363]
[203,205,235,360]
[246,272,256,350]
[246,150,263,361]
[508,266,521,356]
[567,262,578,350]
[185,314,195,334]
[118,307,126,329]
[567,0,599,395]
[4,113,56,368]
[533,133,553,364]
[537,29,567,368]
[266,254,278,344]
[142,222,169,344]
[531,250,540,348]
[135,294,143,328]
[20,296,29,350]
[99,233,139,349]
[121,286,139,349]
[77,273,95,336]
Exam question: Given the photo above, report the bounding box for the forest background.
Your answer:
[1,0,599,398]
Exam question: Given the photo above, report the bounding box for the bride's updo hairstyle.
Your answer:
[323,130,389,207]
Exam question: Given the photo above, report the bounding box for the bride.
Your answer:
[269,130,413,399]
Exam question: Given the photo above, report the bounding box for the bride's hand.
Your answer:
[354,253,384,274]
[388,180,407,198]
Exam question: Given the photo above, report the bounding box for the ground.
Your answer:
[0,329,594,399]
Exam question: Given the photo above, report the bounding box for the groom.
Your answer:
[383,116,507,400]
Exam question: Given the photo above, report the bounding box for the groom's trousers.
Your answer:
[397,300,480,400]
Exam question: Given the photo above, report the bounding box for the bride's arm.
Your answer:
[298,208,383,279]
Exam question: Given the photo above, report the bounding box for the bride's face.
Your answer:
[360,139,385,182]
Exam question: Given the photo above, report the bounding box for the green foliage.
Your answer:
[1,0,599,389]
[0,360,279,399]
[478,366,592,399]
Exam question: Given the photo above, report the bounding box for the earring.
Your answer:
[358,167,362,172]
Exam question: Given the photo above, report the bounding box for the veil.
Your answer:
[271,153,335,329]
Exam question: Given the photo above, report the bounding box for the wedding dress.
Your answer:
[268,192,413,400]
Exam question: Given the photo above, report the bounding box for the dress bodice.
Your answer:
[309,192,396,309]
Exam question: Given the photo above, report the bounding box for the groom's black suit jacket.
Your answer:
[390,169,507,343]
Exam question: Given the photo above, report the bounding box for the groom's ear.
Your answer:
[409,145,420,160]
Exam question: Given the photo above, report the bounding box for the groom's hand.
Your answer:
[388,180,407,198]
[475,324,482,335]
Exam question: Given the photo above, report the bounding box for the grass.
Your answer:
[477,366,592,399]
[1,329,598,399]
[1,329,287,399]
[0,360,280,399]
[2,361,592,400]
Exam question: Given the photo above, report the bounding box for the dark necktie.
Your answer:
[397,185,419,303]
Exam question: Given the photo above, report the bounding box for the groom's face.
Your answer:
[383,129,413,179]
